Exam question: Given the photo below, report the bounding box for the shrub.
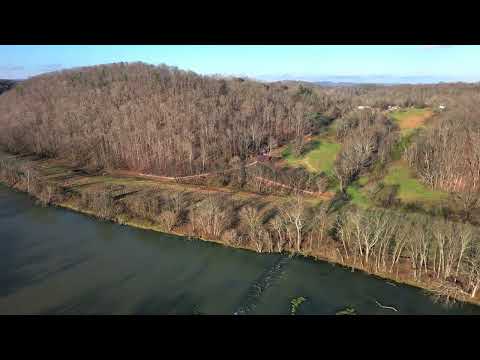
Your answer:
[156,210,177,231]
[190,195,234,239]
[370,183,400,208]
[36,183,68,207]
[79,189,120,220]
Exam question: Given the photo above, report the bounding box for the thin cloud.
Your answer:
[0,65,25,71]
[0,65,26,79]
[420,45,454,49]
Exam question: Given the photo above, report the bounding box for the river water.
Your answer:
[1,184,479,315]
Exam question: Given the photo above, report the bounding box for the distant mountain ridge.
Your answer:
[313,81,385,87]
[259,74,480,86]
[269,80,389,88]
[267,78,480,88]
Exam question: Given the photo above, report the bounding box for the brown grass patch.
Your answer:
[398,110,433,130]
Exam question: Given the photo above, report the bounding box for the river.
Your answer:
[1,184,479,315]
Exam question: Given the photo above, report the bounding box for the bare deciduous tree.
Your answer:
[279,196,307,252]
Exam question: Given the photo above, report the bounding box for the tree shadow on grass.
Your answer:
[68,181,105,190]
[327,191,350,213]
[300,140,321,156]
[46,173,83,182]
[113,190,141,201]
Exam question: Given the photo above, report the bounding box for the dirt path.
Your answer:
[111,163,334,201]
[134,161,259,181]
[253,176,334,200]
[5,150,333,201]
[302,158,318,173]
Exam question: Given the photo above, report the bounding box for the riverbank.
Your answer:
[6,182,480,315]
[1,152,480,308]
[18,189,480,308]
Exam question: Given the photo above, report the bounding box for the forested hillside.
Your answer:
[2,62,478,177]
[0,63,335,176]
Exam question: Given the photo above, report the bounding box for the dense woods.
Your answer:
[3,62,480,304]
[0,63,331,176]
[333,109,397,191]
[0,79,17,95]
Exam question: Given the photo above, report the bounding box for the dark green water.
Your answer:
[1,184,480,315]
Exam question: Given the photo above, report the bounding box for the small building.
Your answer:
[357,105,371,110]
[439,104,446,110]
[256,148,272,162]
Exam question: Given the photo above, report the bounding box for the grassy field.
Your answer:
[279,107,446,209]
[389,107,431,122]
[282,138,341,176]
[343,108,448,209]
[346,180,372,208]
[383,161,447,204]
[389,108,433,136]
[385,108,447,204]
[345,161,448,209]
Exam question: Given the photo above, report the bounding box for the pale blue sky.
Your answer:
[1,45,479,83]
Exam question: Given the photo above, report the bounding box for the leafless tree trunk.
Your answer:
[279,196,307,253]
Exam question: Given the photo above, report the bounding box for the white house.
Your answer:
[386,105,400,112]
[439,104,446,110]
[357,105,371,110]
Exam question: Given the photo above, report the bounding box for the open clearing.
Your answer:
[346,161,448,209]
[385,108,447,204]
[389,108,433,135]
[345,108,448,209]
[281,137,341,176]
[383,161,448,204]
[346,180,372,208]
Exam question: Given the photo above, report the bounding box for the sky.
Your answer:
[1,45,480,83]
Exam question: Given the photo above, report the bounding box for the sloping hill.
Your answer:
[0,63,327,177]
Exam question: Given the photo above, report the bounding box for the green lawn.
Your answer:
[383,162,447,204]
[346,181,372,208]
[385,108,446,205]
[389,107,432,136]
[389,107,430,121]
[279,109,446,210]
[282,138,341,176]
[345,162,447,210]
[390,128,420,161]
[342,108,446,210]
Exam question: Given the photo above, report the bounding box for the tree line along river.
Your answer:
[1,183,480,315]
